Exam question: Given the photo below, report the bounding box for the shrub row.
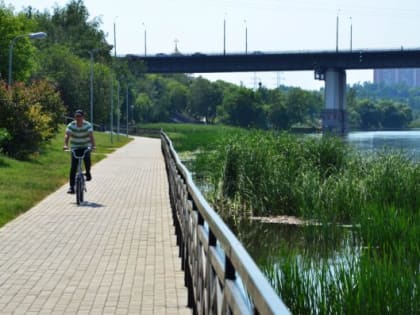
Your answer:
[0,80,65,159]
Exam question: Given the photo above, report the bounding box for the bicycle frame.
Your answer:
[70,147,91,205]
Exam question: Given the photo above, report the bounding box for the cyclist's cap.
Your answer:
[74,109,84,117]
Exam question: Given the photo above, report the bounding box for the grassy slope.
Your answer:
[0,127,132,227]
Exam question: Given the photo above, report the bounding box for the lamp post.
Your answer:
[349,16,353,52]
[126,84,129,137]
[336,14,339,52]
[89,48,100,129]
[117,81,120,141]
[142,22,147,56]
[8,32,47,87]
[131,105,134,125]
[110,74,114,144]
[113,16,118,57]
[223,14,227,55]
[336,11,340,52]
[244,19,248,55]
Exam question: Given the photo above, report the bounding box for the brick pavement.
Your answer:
[0,137,191,315]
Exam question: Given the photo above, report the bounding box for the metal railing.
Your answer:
[161,131,291,315]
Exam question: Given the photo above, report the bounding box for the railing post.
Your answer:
[206,230,217,314]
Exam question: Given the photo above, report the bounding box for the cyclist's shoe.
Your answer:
[85,173,92,181]
[67,187,75,194]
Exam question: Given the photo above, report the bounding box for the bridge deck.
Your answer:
[0,137,191,315]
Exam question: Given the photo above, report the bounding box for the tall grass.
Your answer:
[265,241,418,315]
[163,124,418,314]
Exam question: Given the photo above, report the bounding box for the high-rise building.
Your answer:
[374,68,420,87]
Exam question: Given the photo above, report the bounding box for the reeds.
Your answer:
[184,129,419,315]
[162,125,418,314]
[265,242,418,315]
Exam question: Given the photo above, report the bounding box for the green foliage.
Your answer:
[348,83,415,130]
[0,80,65,159]
[195,131,353,218]
[218,86,266,128]
[266,242,418,315]
[188,77,221,122]
[0,4,39,83]
[0,128,11,152]
[30,0,111,59]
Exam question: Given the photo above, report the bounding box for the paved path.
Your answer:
[0,137,191,315]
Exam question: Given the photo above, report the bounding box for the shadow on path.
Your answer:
[71,201,105,208]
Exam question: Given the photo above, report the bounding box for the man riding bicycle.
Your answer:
[63,109,96,194]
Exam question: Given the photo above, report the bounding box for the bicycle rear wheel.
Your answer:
[76,176,84,205]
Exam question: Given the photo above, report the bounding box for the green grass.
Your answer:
[0,126,131,227]
[140,123,246,152]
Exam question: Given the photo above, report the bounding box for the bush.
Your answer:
[0,80,65,159]
[0,128,11,152]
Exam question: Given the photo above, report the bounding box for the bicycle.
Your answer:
[69,147,91,205]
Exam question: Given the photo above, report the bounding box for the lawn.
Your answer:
[0,127,132,227]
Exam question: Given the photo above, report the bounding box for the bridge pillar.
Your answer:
[316,68,348,136]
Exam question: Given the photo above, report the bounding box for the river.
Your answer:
[347,130,420,158]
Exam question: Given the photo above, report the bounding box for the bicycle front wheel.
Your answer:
[76,176,84,205]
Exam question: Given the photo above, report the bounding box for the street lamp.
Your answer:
[131,105,135,125]
[349,16,353,52]
[336,10,340,52]
[126,83,129,137]
[89,48,101,128]
[113,16,118,57]
[8,32,47,87]
[117,81,120,141]
[223,14,227,55]
[110,73,114,144]
[244,19,248,55]
[142,22,147,56]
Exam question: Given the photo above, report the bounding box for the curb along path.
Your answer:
[0,137,191,315]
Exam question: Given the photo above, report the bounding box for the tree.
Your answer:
[0,5,40,84]
[188,77,221,122]
[380,100,412,129]
[135,92,153,122]
[30,0,111,60]
[219,87,264,128]
[285,87,315,125]
[266,91,291,129]
[357,99,382,130]
[38,45,88,115]
[167,80,189,114]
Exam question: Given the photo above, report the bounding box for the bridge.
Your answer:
[126,48,420,135]
[0,134,291,314]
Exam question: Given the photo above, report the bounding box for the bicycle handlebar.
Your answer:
[66,147,92,159]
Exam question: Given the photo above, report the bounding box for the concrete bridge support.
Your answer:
[316,68,348,135]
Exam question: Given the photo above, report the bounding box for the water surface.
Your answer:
[347,130,420,159]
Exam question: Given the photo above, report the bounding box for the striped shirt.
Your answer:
[66,121,93,149]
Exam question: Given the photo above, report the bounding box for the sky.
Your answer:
[8,0,420,90]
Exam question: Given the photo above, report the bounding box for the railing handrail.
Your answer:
[161,131,291,315]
